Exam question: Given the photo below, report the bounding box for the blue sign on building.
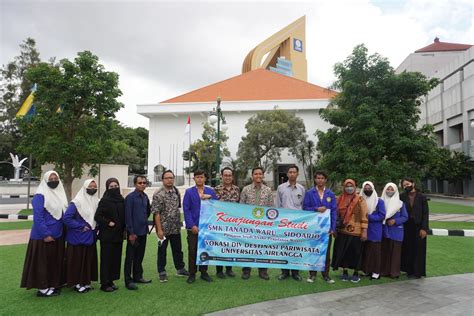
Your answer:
[293,38,303,52]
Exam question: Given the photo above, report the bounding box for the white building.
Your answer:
[137,68,336,188]
[396,38,474,196]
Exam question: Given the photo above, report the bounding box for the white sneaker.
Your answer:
[307,275,316,283]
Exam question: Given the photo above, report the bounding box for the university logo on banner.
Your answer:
[197,200,330,271]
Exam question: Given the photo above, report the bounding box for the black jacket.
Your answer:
[95,194,125,243]
[400,191,429,231]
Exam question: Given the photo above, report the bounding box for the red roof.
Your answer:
[161,69,337,103]
[415,37,472,53]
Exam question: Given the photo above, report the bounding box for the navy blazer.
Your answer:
[383,203,409,242]
[30,194,63,240]
[64,202,96,246]
[367,199,386,242]
[303,187,337,233]
[183,186,217,229]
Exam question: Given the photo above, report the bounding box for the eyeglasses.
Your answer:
[163,177,174,180]
[137,182,147,185]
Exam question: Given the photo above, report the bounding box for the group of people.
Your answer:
[20,165,429,297]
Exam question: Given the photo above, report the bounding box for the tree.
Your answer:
[426,147,473,185]
[237,110,307,174]
[105,120,148,174]
[0,38,41,177]
[18,51,123,199]
[188,122,229,184]
[292,139,315,187]
[315,44,439,188]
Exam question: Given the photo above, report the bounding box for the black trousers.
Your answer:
[124,235,147,284]
[187,230,207,275]
[157,233,185,273]
[242,267,267,274]
[281,269,300,276]
[100,241,123,285]
[216,266,233,273]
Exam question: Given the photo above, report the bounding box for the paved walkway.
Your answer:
[207,273,474,316]
[428,196,474,207]
[0,229,30,245]
[430,213,474,222]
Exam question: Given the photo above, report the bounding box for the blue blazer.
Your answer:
[303,187,337,233]
[383,203,408,242]
[30,194,63,240]
[183,186,217,229]
[367,199,386,242]
[64,202,96,246]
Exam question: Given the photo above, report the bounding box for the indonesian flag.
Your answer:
[184,116,191,135]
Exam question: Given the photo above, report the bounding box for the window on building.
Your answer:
[435,130,444,146]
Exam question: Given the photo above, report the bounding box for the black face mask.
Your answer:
[86,188,97,196]
[109,187,120,194]
[47,181,59,189]
[404,186,413,193]
[363,190,373,197]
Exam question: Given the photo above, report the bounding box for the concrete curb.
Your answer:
[0,194,34,199]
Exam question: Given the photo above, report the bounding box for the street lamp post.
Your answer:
[208,97,227,186]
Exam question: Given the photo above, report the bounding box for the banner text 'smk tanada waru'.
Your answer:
[197,200,330,270]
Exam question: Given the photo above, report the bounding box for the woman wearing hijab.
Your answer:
[64,179,99,293]
[94,178,125,292]
[400,177,429,279]
[360,181,386,280]
[331,179,368,283]
[380,183,408,278]
[21,171,68,297]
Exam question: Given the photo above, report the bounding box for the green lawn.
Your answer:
[0,221,32,231]
[18,209,33,216]
[0,232,473,315]
[428,201,474,214]
[429,221,474,230]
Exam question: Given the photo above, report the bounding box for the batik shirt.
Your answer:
[215,184,240,203]
[240,183,274,207]
[151,187,182,235]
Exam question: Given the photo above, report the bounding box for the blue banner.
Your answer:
[197,200,330,271]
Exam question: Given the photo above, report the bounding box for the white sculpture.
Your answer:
[9,153,28,182]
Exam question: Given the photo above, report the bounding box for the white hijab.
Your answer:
[35,170,68,220]
[71,179,99,229]
[381,182,404,223]
[360,181,378,215]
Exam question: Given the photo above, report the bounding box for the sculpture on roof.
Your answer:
[242,16,308,81]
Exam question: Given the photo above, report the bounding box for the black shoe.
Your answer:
[126,283,138,290]
[216,272,226,279]
[201,273,213,282]
[278,273,289,281]
[242,272,250,280]
[259,272,270,280]
[292,274,302,281]
[109,282,118,291]
[176,269,190,277]
[134,278,152,284]
[187,275,196,284]
[101,286,114,292]
[226,269,236,277]
[36,289,57,297]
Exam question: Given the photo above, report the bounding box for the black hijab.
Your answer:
[102,178,125,203]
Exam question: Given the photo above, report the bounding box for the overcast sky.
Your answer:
[1,0,473,128]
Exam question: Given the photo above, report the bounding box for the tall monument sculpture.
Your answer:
[242,16,307,81]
